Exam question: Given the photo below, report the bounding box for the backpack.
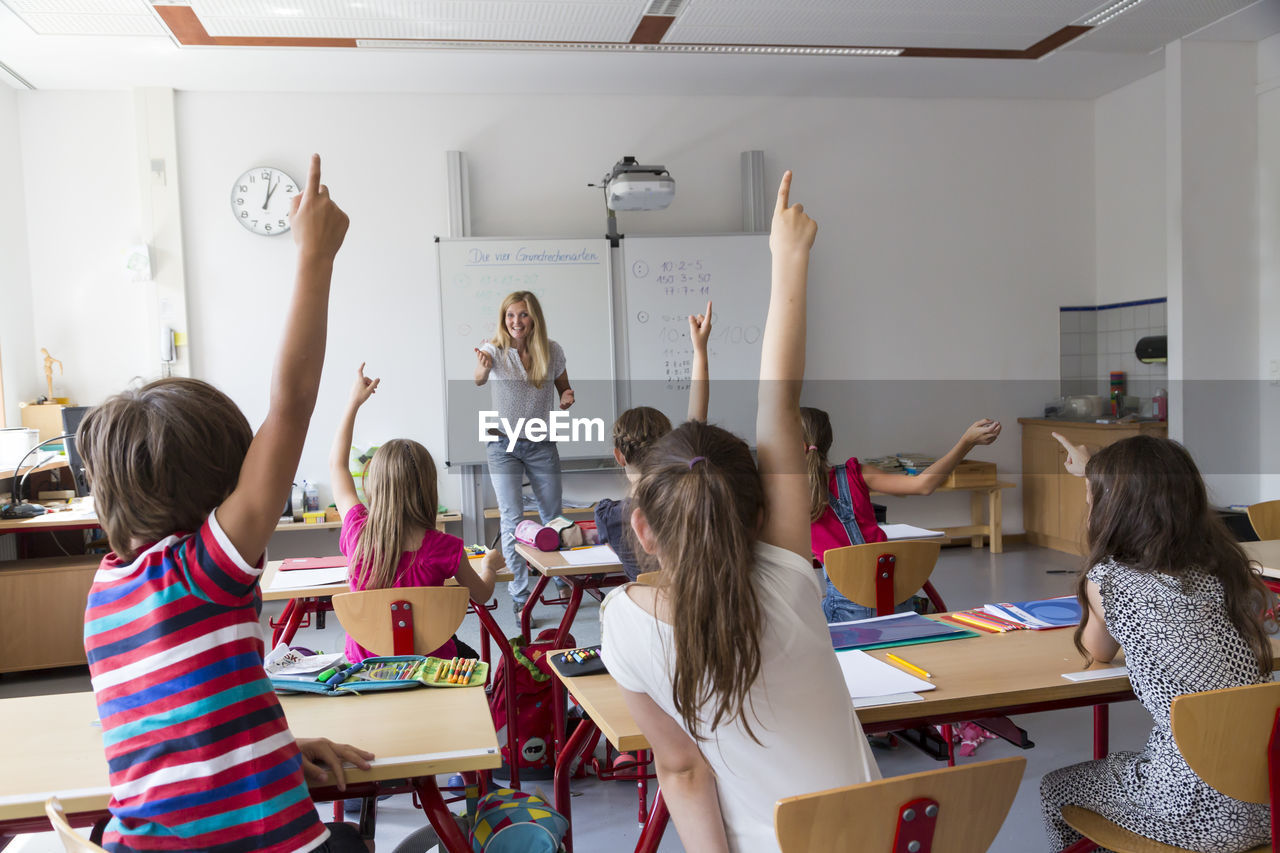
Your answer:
[488,628,573,776]
[470,788,567,852]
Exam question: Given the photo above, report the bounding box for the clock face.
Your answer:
[230,166,300,236]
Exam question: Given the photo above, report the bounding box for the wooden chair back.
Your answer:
[1248,500,1280,540]
[332,586,469,656]
[45,797,108,853]
[823,540,942,613]
[1171,680,1280,804]
[775,757,1024,853]
[635,571,662,586]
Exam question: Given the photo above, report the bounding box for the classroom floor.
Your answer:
[0,543,1151,853]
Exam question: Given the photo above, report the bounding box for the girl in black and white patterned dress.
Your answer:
[1040,434,1274,853]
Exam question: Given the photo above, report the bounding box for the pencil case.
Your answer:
[551,646,607,677]
[270,655,488,695]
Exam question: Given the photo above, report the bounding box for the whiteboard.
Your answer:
[438,237,616,466]
[621,234,771,444]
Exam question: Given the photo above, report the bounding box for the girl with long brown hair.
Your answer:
[329,363,503,662]
[474,291,574,615]
[599,173,879,853]
[1040,433,1273,852]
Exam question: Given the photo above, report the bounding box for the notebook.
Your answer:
[984,596,1082,629]
[828,612,977,651]
[280,555,348,571]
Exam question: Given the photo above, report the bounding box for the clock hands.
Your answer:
[262,175,279,210]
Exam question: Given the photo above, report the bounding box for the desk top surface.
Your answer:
[514,542,623,577]
[1244,540,1280,578]
[549,618,1146,753]
[0,686,499,823]
[0,505,461,536]
[261,556,514,601]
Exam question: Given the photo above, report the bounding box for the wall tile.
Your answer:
[1120,306,1135,330]
[1060,310,1079,333]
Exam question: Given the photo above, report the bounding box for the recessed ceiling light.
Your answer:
[274,7,304,15]
[1080,0,1147,27]
[355,39,903,57]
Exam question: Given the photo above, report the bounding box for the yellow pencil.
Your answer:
[886,653,932,679]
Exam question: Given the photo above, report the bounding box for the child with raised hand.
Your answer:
[600,173,879,853]
[1040,433,1273,852]
[802,411,1001,621]
[329,363,503,662]
[595,301,712,581]
[80,155,377,852]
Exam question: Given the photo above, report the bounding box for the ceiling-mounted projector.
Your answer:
[601,156,674,211]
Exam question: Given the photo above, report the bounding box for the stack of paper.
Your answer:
[559,545,620,567]
[880,523,945,541]
[836,649,935,707]
[266,566,349,591]
[264,645,347,682]
[829,612,973,651]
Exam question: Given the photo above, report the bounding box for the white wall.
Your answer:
[0,86,36,427]
[1095,70,1165,306]
[14,91,1096,533]
[1259,32,1280,502]
[18,92,156,405]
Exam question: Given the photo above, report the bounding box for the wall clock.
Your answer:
[230,166,299,236]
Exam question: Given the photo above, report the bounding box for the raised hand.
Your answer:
[1052,432,1091,478]
[475,346,493,370]
[290,154,349,261]
[769,170,818,257]
[689,300,713,351]
[963,419,1002,447]
[348,362,380,409]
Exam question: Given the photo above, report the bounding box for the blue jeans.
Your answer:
[486,438,562,601]
[821,572,921,623]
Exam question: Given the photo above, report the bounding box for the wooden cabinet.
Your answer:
[1019,419,1167,555]
[0,555,98,672]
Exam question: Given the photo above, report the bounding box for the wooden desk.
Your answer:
[0,505,462,536]
[0,457,69,482]
[1243,540,1280,578]
[482,504,595,520]
[514,543,625,647]
[869,481,1014,554]
[546,623,1136,853]
[0,687,499,852]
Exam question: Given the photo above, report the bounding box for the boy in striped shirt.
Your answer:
[81,155,370,852]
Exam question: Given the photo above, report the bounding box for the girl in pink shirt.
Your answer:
[329,364,504,662]
[801,407,1000,622]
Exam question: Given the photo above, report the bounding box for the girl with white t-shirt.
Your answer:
[600,172,880,853]
[474,291,573,614]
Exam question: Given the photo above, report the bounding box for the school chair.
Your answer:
[822,540,948,616]
[44,797,108,853]
[635,571,662,586]
[1058,680,1280,853]
[774,756,1025,853]
[1248,499,1280,540]
[330,586,473,829]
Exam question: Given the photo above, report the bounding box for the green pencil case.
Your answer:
[270,655,488,695]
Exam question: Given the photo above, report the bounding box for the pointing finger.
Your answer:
[775,170,792,217]
[305,153,321,196]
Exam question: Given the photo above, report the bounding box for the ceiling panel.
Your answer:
[2,0,165,34]
[1065,0,1257,52]
[666,0,1102,49]
[190,0,643,41]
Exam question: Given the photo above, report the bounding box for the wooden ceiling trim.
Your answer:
[153,5,215,46]
[630,14,675,44]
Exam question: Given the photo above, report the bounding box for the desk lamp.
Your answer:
[2,432,74,519]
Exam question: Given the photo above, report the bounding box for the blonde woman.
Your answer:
[474,291,573,614]
[329,363,503,662]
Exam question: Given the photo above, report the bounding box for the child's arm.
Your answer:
[1080,580,1120,663]
[862,419,1002,496]
[757,172,818,559]
[617,688,731,853]
[687,300,711,422]
[1052,432,1092,477]
[454,548,502,604]
[218,155,348,566]
[329,363,379,519]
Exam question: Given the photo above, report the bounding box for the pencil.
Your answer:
[886,653,933,679]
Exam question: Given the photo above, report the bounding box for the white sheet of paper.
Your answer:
[266,566,349,591]
[852,692,924,708]
[558,545,620,567]
[880,523,946,540]
[1062,666,1129,682]
[836,649,936,699]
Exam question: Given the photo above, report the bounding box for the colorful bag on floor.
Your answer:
[488,628,573,773]
[469,788,567,853]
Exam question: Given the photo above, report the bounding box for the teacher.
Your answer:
[475,291,574,616]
